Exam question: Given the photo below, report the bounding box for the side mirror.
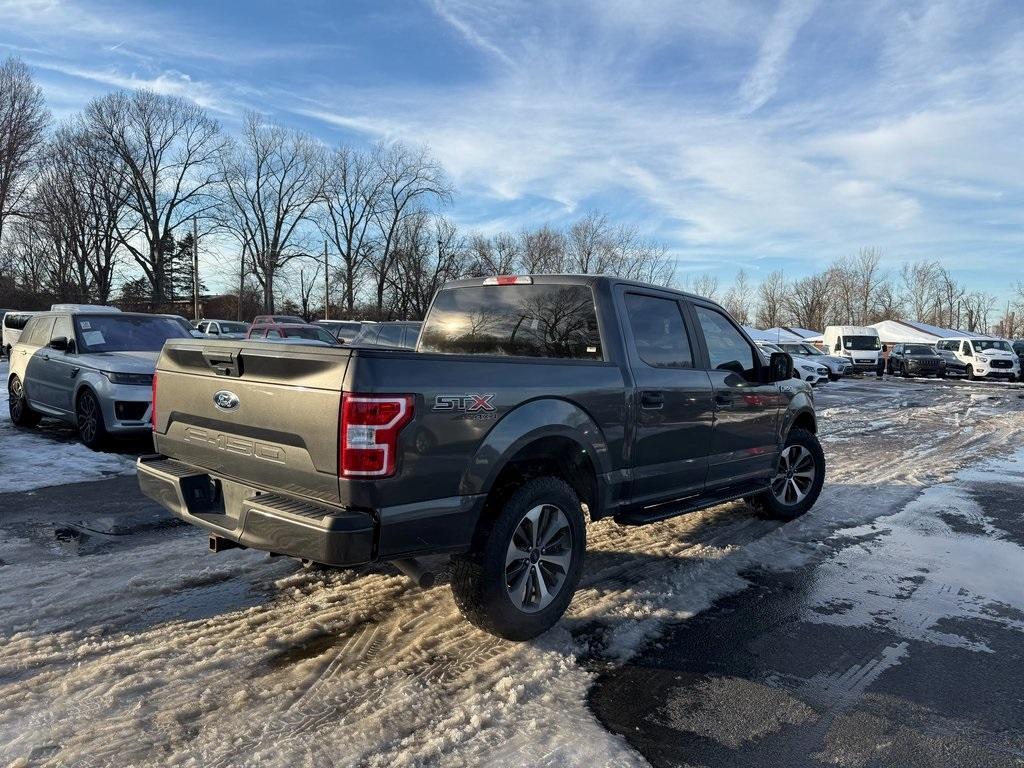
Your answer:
[48,336,69,352]
[768,351,793,382]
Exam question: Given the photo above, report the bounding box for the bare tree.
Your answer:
[785,272,833,331]
[689,272,720,301]
[467,231,519,276]
[900,260,940,323]
[218,113,325,312]
[318,145,384,316]
[518,224,566,273]
[297,261,322,321]
[722,269,753,325]
[755,270,787,328]
[84,89,225,305]
[963,290,997,333]
[369,142,452,317]
[0,57,50,247]
[390,213,466,319]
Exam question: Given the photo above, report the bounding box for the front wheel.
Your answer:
[451,476,585,640]
[76,389,109,450]
[966,364,977,381]
[8,375,41,427]
[749,428,826,522]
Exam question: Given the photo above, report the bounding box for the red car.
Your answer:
[247,322,341,345]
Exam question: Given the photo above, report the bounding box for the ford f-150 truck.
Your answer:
[138,275,824,639]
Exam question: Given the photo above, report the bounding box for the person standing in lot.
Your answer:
[877,344,889,379]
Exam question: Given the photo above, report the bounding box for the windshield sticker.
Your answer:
[80,321,91,329]
[82,330,105,346]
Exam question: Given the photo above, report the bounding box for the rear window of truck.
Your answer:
[419,284,602,360]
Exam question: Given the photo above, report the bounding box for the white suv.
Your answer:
[935,338,1020,381]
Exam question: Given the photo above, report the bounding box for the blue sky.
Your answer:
[2,0,1023,298]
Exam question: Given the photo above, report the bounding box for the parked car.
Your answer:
[3,311,39,358]
[774,341,852,380]
[935,337,1020,381]
[314,320,365,343]
[758,342,829,385]
[138,274,824,640]
[6,307,193,449]
[887,343,946,377]
[1012,340,1024,371]
[823,325,882,372]
[160,314,205,338]
[197,319,250,339]
[252,314,304,325]
[350,321,422,349]
[247,322,341,345]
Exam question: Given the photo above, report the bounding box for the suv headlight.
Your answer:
[103,371,155,386]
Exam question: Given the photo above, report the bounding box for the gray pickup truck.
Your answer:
[138,275,824,639]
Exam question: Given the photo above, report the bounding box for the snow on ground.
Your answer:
[1,376,1024,766]
[0,360,136,493]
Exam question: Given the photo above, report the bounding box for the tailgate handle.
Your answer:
[202,350,242,377]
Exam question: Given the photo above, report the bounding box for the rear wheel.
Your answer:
[451,476,585,640]
[8,375,41,427]
[748,428,825,522]
[76,389,109,451]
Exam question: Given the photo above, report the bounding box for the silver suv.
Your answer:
[7,306,192,449]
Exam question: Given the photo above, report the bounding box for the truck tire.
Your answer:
[76,388,109,451]
[8,375,41,428]
[451,476,585,641]
[748,428,825,522]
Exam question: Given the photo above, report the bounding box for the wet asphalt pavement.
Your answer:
[589,469,1024,767]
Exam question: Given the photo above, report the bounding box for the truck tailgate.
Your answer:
[153,341,351,503]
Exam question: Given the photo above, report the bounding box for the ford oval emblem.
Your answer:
[213,390,240,411]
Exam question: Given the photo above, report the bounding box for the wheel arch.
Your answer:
[461,398,611,529]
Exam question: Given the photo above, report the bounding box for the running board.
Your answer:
[614,480,769,526]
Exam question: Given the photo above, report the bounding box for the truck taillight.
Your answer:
[151,373,158,430]
[339,394,414,477]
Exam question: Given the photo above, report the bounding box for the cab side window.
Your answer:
[961,341,972,356]
[624,293,693,369]
[266,329,281,339]
[694,306,758,380]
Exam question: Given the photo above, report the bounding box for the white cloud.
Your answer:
[738,0,819,112]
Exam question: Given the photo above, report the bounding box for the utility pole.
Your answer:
[192,218,200,322]
[323,240,329,320]
[238,241,247,321]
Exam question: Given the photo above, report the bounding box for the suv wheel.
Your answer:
[966,364,977,381]
[451,476,585,640]
[8,375,41,427]
[749,428,825,521]
[76,389,109,450]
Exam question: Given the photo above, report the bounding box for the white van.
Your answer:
[935,337,1020,381]
[2,311,38,358]
[823,325,882,372]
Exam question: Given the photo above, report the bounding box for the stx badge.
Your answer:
[433,393,496,412]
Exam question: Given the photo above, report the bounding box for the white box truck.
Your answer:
[823,325,881,372]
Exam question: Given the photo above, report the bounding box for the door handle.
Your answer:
[640,391,664,409]
[714,393,733,408]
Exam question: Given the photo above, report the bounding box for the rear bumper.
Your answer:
[138,456,375,565]
[137,455,484,566]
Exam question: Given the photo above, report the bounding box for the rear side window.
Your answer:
[624,293,693,369]
[22,317,55,347]
[695,306,758,379]
[420,284,602,360]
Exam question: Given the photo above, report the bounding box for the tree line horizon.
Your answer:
[1,56,1020,336]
